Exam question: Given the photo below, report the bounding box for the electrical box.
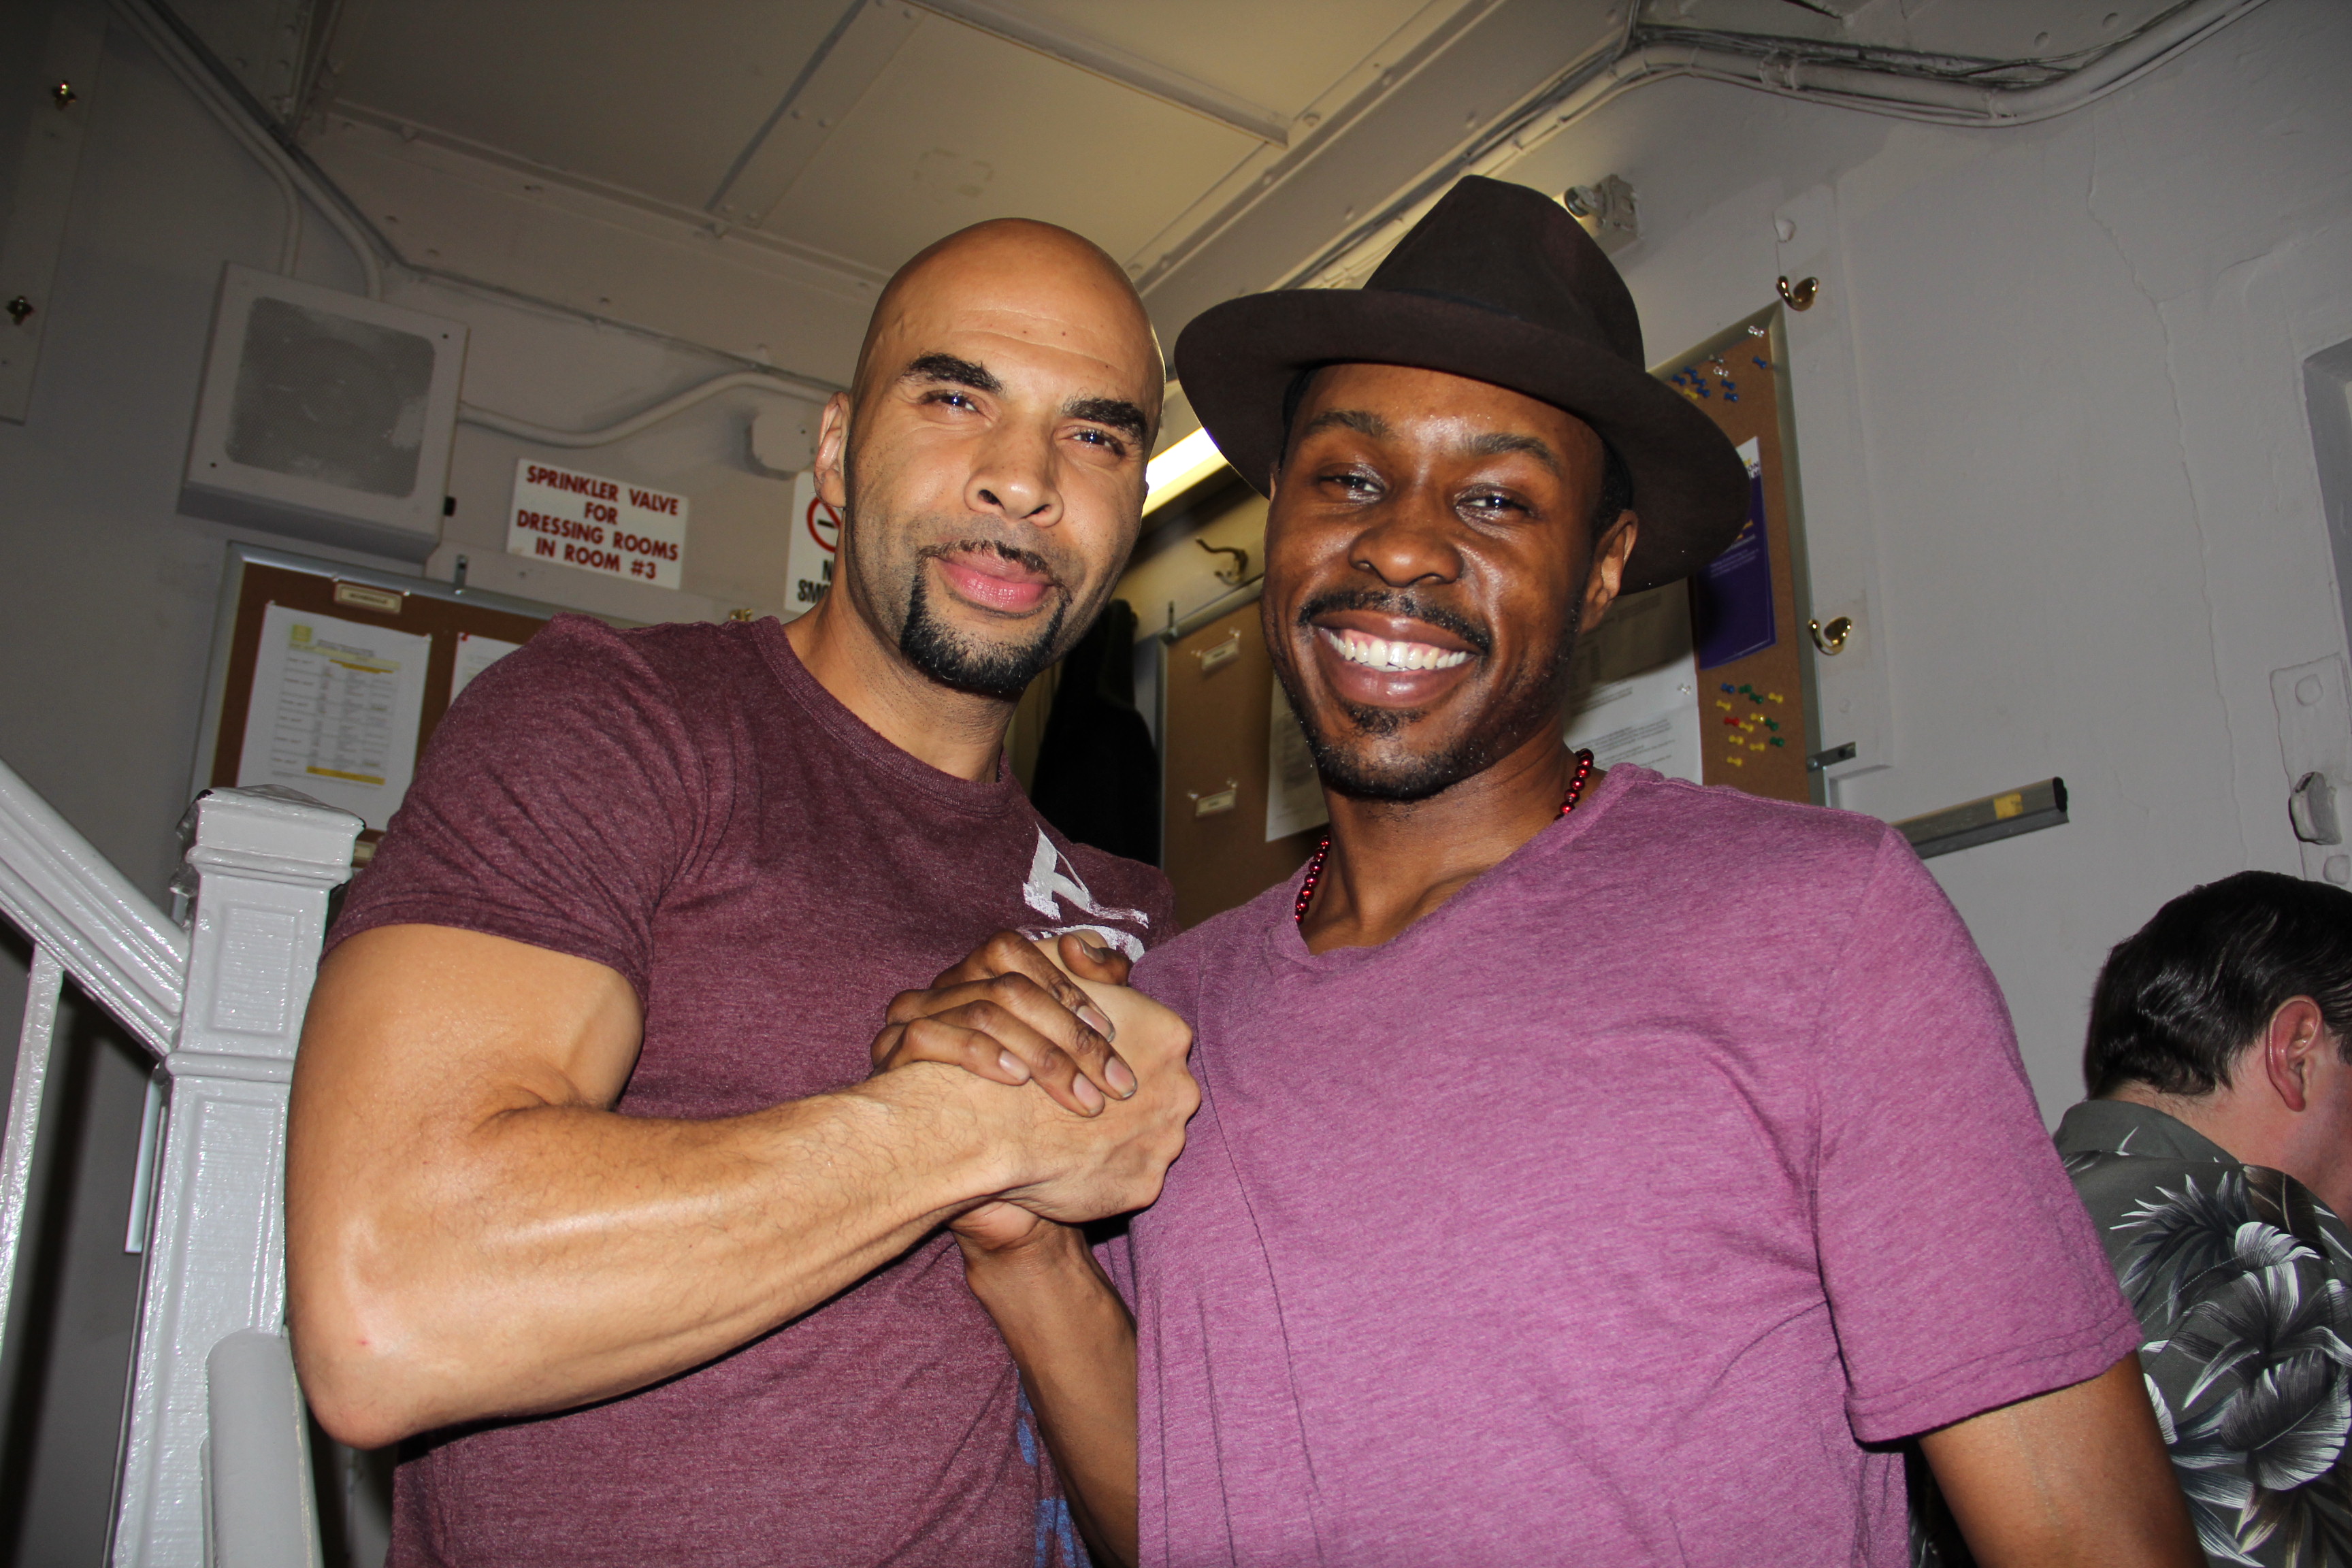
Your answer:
[180,265,467,561]
[749,403,815,476]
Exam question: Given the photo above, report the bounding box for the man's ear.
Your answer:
[1581,511,1640,628]
[2261,996,2329,1113]
[814,391,853,512]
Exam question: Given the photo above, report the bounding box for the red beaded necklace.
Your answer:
[1293,748,1596,928]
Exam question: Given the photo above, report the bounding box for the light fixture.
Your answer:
[1143,426,1229,516]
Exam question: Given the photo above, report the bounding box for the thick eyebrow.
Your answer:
[1298,408,1389,442]
[900,353,1145,444]
[1064,395,1150,444]
[900,352,1002,395]
[1462,429,1563,476]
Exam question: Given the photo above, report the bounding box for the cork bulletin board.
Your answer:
[192,544,576,856]
[1658,304,1820,804]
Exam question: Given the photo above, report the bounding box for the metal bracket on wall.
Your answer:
[1160,576,1265,644]
[1893,779,2068,861]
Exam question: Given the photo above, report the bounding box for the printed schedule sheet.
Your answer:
[235,602,431,830]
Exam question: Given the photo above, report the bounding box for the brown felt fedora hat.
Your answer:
[1173,176,1748,594]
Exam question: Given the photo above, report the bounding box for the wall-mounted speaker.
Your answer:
[181,265,467,561]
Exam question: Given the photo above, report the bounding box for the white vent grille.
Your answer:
[183,266,467,562]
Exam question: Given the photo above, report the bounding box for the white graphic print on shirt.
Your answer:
[1019,830,1151,960]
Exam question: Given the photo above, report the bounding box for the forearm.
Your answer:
[964,1226,1141,1567]
[1921,1356,2199,1568]
[291,1066,1005,1445]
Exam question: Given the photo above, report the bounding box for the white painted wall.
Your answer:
[1486,0,2352,1117]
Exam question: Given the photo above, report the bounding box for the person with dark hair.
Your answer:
[2057,870,2352,1566]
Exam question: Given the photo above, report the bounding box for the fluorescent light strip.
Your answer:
[1143,427,1229,516]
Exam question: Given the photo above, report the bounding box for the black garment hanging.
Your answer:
[1029,599,1160,866]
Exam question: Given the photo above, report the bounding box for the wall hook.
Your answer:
[52,80,76,111]
[5,296,32,326]
[1777,275,1820,311]
[1197,538,1250,586]
[1808,615,1852,655]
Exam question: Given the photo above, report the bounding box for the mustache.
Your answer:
[1295,587,1493,657]
[915,536,1068,591]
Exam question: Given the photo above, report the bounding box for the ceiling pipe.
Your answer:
[1513,0,2272,143]
[1284,0,2271,293]
[110,0,301,274]
[457,370,836,451]
[110,0,386,297]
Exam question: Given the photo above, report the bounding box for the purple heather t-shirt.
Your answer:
[327,613,1173,1568]
[1116,766,2136,1567]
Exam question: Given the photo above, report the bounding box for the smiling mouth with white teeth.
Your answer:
[1318,627,1473,672]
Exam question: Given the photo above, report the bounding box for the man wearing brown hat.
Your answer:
[927,180,2198,1565]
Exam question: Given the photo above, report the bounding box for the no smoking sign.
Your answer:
[784,472,840,619]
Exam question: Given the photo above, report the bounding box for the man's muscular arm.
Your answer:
[287,924,1186,1449]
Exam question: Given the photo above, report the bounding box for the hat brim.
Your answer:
[1173,291,1750,595]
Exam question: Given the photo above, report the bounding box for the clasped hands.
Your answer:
[870,931,1198,1252]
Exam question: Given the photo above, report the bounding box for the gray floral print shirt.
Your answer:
[2058,1098,2352,1567]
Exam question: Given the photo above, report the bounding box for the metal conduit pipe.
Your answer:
[118,0,836,452]
[1516,0,2272,144]
[108,0,300,273]
[1292,0,2271,291]
[457,369,838,450]
[110,0,386,297]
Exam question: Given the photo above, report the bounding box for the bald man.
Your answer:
[286,220,1198,1567]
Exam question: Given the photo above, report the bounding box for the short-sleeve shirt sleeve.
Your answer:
[327,615,705,1004]
[1812,833,2141,1440]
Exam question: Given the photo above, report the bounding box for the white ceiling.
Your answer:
[300,0,1503,289]
[310,0,1461,278]
[160,0,1626,388]
[163,0,2155,395]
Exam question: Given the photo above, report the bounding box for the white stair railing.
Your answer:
[0,756,185,1376]
[0,756,357,1568]
[0,758,187,1059]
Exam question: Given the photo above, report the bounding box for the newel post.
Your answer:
[111,789,359,1568]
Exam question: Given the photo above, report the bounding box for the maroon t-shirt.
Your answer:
[328,613,1173,1568]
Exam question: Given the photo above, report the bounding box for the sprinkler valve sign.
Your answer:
[507,459,689,589]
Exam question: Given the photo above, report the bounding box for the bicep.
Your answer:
[293,924,644,1166]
